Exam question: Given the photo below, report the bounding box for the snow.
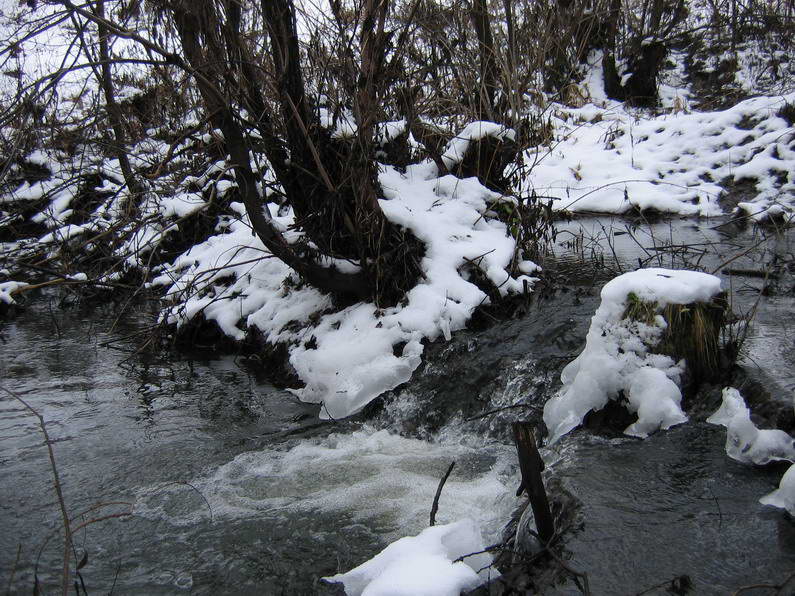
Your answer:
[0,280,29,304]
[707,387,795,465]
[324,520,491,596]
[761,464,795,515]
[543,268,723,444]
[156,160,537,420]
[624,367,687,438]
[523,78,795,217]
[441,122,516,170]
[736,201,793,224]
[159,193,207,218]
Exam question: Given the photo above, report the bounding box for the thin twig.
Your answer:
[5,543,22,594]
[0,385,72,596]
[732,570,795,595]
[429,461,456,526]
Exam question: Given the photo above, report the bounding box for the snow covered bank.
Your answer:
[525,85,795,218]
[152,161,537,419]
[543,268,723,444]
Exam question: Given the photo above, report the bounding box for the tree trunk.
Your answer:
[470,0,497,120]
[167,0,422,304]
[169,2,372,300]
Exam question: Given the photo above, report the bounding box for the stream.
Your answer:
[1,216,794,594]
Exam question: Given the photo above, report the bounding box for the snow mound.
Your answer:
[324,519,492,596]
[543,268,723,444]
[761,464,795,515]
[707,387,795,465]
[735,202,794,224]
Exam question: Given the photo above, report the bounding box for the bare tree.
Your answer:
[53,0,422,304]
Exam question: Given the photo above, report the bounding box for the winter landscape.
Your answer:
[1,0,794,593]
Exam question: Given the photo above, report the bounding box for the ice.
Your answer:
[624,367,688,438]
[761,464,795,515]
[323,519,491,596]
[707,387,795,465]
[544,268,723,443]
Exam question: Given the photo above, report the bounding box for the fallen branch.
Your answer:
[722,268,779,280]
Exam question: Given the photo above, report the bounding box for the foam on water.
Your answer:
[134,427,518,544]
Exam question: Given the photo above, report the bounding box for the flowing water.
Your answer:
[1,216,794,594]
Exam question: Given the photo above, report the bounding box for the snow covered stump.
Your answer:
[543,268,727,444]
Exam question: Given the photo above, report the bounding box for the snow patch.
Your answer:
[524,91,795,216]
[324,520,491,596]
[441,122,516,170]
[761,464,795,515]
[0,280,29,304]
[707,387,795,465]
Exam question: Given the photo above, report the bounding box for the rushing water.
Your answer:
[1,216,794,594]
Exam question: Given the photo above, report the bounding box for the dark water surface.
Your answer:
[1,216,794,594]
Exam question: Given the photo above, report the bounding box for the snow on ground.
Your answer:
[530,52,795,218]
[543,268,723,444]
[441,121,516,170]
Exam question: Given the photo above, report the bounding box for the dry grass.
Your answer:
[623,291,729,382]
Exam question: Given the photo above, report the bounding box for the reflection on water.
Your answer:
[552,426,795,593]
[0,300,339,593]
